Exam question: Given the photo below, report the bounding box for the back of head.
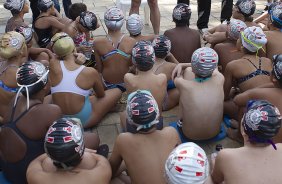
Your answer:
[227,19,247,41]
[0,31,25,60]
[132,40,155,71]
[16,61,49,97]
[4,0,25,15]
[243,100,281,149]
[235,0,256,18]
[38,0,53,12]
[104,6,124,31]
[240,26,267,53]
[165,142,209,184]
[126,90,160,131]
[152,35,171,59]
[269,4,282,29]
[79,11,98,31]
[15,25,33,44]
[126,14,143,36]
[44,118,85,169]
[272,54,282,85]
[69,3,87,21]
[51,32,75,58]
[191,47,218,78]
[173,3,191,26]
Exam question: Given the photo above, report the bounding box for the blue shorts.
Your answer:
[64,96,92,126]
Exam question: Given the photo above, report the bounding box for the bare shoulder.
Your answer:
[157,73,167,81]
[27,154,49,184]
[124,73,135,82]
[190,28,201,37]
[83,66,99,76]
[164,28,174,36]
[225,59,242,70]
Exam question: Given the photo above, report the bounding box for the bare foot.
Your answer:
[227,128,243,143]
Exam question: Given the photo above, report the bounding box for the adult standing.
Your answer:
[130,0,160,34]
[177,0,211,33]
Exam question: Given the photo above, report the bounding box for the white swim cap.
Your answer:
[191,47,218,78]
[126,14,144,36]
[165,142,209,184]
[104,6,124,31]
[240,26,267,53]
[227,19,247,40]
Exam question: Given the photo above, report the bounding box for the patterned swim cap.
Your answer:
[51,32,75,58]
[45,118,85,169]
[269,4,282,29]
[0,31,25,59]
[235,0,256,17]
[173,3,191,24]
[243,100,281,149]
[4,0,25,14]
[15,25,33,44]
[79,11,98,31]
[132,40,155,71]
[240,26,267,53]
[38,0,53,12]
[191,47,218,78]
[227,19,247,40]
[272,54,282,83]
[152,35,171,59]
[126,14,144,36]
[126,90,160,131]
[165,142,209,184]
[104,6,124,31]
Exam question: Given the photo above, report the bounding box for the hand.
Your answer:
[171,63,191,80]
[74,53,86,65]
[79,45,93,53]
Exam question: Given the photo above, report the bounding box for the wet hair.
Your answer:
[16,61,49,97]
[243,100,281,149]
[44,118,85,169]
[68,3,87,21]
[173,3,191,27]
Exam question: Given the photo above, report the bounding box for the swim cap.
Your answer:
[79,11,98,31]
[226,19,247,40]
[173,3,191,24]
[15,25,33,44]
[45,118,85,169]
[126,90,160,131]
[240,26,267,53]
[269,4,282,29]
[243,100,282,149]
[165,142,209,184]
[126,14,143,36]
[0,31,25,60]
[235,0,256,17]
[132,40,155,71]
[38,0,53,12]
[104,7,124,31]
[152,35,171,59]
[4,0,25,14]
[51,32,75,58]
[191,47,218,78]
[272,54,282,83]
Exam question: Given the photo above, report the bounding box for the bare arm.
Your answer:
[109,135,124,178]
[47,17,66,31]
[92,69,105,98]
[171,63,192,80]
[223,62,235,100]
[204,32,227,45]
[211,151,225,184]
[253,12,269,23]
[94,44,103,73]
[233,89,258,107]
[166,52,179,64]
[26,154,48,184]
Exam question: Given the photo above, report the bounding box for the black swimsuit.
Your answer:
[0,102,44,184]
[237,57,270,85]
[33,16,53,48]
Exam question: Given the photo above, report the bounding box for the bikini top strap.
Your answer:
[258,57,262,70]
[0,65,18,77]
[116,35,125,49]
[243,57,258,70]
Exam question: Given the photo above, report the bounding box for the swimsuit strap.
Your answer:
[0,64,18,77]
[258,57,262,70]
[153,61,166,73]
[34,15,48,21]
[106,34,125,49]
[243,57,258,70]
[116,35,125,49]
